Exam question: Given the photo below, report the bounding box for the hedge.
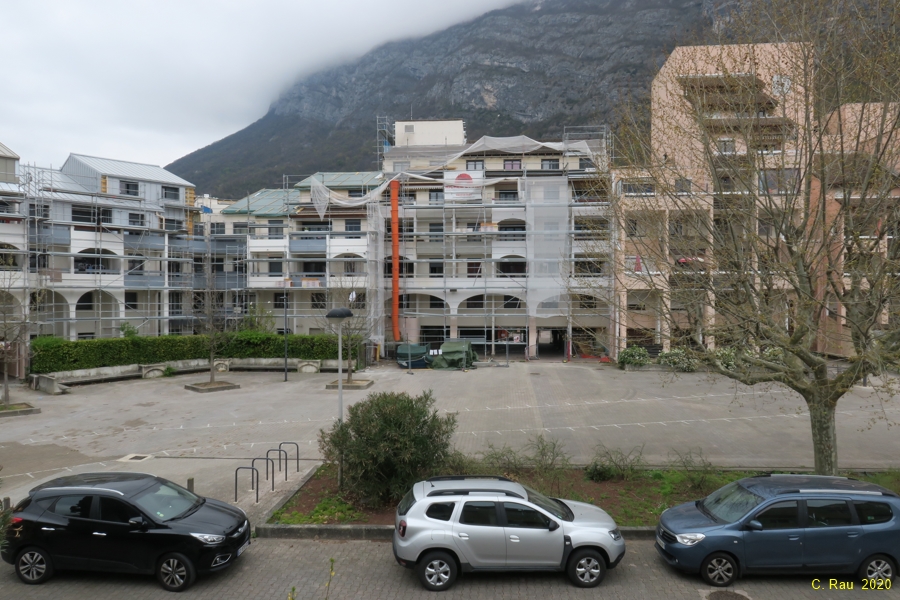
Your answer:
[29,332,356,374]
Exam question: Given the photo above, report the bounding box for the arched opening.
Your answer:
[384,256,413,278]
[0,291,25,379]
[75,248,120,274]
[74,290,120,339]
[0,243,23,270]
[30,290,67,338]
[335,253,365,276]
[497,255,527,277]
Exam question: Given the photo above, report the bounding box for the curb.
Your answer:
[0,405,41,419]
[255,524,658,541]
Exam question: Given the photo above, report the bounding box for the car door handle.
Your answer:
[788,535,800,541]
[458,533,469,539]
[92,532,107,537]
[509,535,520,542]
[847,532,859,538]
[41,527,55,531]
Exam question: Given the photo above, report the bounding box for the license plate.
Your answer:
[237,540,250,556]
[656,535,665,549]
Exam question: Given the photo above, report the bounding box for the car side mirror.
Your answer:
[745,519,763,531]
[548,520,560,532]
[128,516,147,530]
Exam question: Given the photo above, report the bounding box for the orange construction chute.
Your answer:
[391,180,401,342]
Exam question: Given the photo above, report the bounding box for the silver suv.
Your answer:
[392,475,625,591]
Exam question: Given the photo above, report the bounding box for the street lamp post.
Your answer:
[283,279,291,382]
[326,307,353,488]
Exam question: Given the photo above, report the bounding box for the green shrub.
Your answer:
[762,346,785,364]
[162,366,177,377]
[617,345,650,368]
[658,348,698,372]
[714,347,737,371]
[29,333,351,373]
[318,390,457,505]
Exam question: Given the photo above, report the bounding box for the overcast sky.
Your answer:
[4,0,518,169]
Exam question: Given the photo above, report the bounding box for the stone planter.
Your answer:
[297,360,321,373]
[141,364,167,378]
[320,359,353,372]
[214,358,232,373]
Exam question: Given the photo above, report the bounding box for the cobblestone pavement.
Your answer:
[0,539,879,600]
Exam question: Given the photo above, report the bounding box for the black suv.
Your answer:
[2,472,250,592]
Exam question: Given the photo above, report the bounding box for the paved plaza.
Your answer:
[0,362,897,598]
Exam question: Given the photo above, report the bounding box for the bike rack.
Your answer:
[251,457,276,491]
[267,448,289,481]
[279,442,301,473]
[234,466,260,504]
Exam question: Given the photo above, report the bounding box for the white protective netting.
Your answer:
[524,176,572,318]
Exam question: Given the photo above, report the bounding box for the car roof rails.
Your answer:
[426,475,514,483]
[427,489,524,499]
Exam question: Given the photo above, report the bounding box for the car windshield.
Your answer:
[133,480,201,521]
[700,481,764,523]
[523,485,573,521]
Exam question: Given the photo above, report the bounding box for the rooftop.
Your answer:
[65,154,194,187]
[0,141,19,160]
[294,172,385,190]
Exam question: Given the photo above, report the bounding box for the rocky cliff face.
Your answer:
[168,0,717,198]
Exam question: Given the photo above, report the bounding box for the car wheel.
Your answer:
[156,553,196,592]
[567,548,607,588]
[858,554,895,583]
[417,551,458,591]
[701,552,738,587]
[15,547,54,585]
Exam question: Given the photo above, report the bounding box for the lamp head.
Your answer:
[326,307,353,324]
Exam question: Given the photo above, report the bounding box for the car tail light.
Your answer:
[11,517,24,525]
[398,520,407,538]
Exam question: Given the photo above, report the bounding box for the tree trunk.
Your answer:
[3,360,9,407]
[808,397,838,475]
[209,342,216,384]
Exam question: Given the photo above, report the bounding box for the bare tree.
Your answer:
[582,0,900,475]
[193,234,230,384]
[0,247,29,406]
[317,287,372,383]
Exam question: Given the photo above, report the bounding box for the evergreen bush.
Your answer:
[617,345,650,368]
[658,348,698,372]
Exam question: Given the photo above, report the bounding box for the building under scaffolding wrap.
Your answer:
[0,122,616,377]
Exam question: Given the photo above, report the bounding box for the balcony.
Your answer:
[124,233,165,251]
[290,272,326,288]
[193,272,247,289]
[289,235,327,253]
[29,224,70,245]
[124,270,166,288]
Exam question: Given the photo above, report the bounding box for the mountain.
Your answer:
[167,0,717,198]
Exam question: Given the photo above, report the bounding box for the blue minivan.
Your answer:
[656,475,898,586]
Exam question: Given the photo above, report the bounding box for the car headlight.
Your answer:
[191,533,225,544]
[675,533,705,546]
[608,528,622,541]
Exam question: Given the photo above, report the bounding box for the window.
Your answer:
[268,220,284,239]
[304,261,326,275]
[350,292,366,309]
[345,219,361,239]
[233,222,249,235]
[717,138,736,154]
[626,219,639,237]
[99,497,140,524]
[497,191,519,204]
[826,297,840,320]
[397,294,410,310]
[164,219,184,231]
[429,261,444,278]
[72,205,96,223]
[193,222,205,236]
[29,204,49,219]
[212,257,224,273]
[466,295,484,309]
[806,499,852,527]
[669,219,684,236]
[755,501,799,529]
[503,502,550,528]
[621,180,655,195]
[577,294,597,309]
[759,169,799,195]
[466,160,484,171]
[498,258,526,277]
[52,495,92,519]
[392,161,410,172]
[541,159,560,170]
[384,258,413,277]
[460,501,497,526]
[311,292,326,310]
[162,186,180,201]
[575,259,606,276]
[428,191,445,205]
[127,255,144,272]
[717,175,736,192]
[503,296,521,309]
[675,178,692,194]
[426,502,455,521]
[268,258,282,276]
[120,180,139,196]
[579,157,595,170]
[193,257,204,274]
[348,190,365,198]
[430,296,445,309]
[503,159,522,170]
[77,332,95,340]
[274,292,288,309]
[467,262,482,278]
[169,291,183,316]
[854,501,893,525]
[128,213,145,227]
[232,258,245,273]
[404,124,415,133]
[210,222,225,235]
[428,222,444,240]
